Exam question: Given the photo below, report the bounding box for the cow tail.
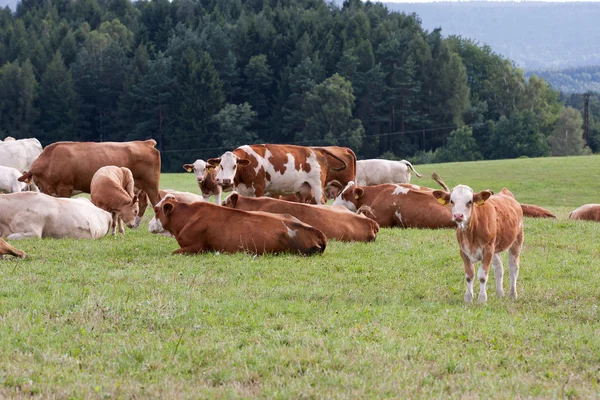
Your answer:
[401,160,422,178]
[320,149,347,172]
[431,171,449,191]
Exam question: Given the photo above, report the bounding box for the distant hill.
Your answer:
[382,1,600,70]
[526,66,600,94]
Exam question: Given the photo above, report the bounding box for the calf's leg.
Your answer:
[477,249,494,303]
[492,253,505,297]
[460,251,475,303]
[508,229,524,299]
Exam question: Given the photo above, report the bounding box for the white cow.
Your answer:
[0,165,30,193]
[0,138,43,172]
[148,191,205,237]
[0,192,112,239]
[182,159,224,204]
[355,159,422,186]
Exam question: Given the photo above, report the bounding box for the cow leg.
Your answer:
[460,251,475,303]
[492,253,505,298]
[111,212,118,236]
[312,185,324,205]
[7,231,41,240]
[477,250,494,303]
[214,189,222,205]
[118,216,125,235]
[508,229,524,299]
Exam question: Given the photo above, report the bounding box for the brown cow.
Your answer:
[433,186,524,303]
[520,204,556,219]
[568,204,600,221]
[311,146,357,199]
[18,140,161,206]
[154,196,327,255]
[0,238,26,258]
[222,192,379,242]
[207,144,348,205]
[90,166,139,235]
[182,159,223,204]
[331,181,454,228]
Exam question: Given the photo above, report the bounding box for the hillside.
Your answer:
[383,1,600,70]
[526,66,600,94]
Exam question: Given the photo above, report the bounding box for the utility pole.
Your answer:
[583,93,591,147]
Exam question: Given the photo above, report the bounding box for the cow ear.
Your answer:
[206,165,215,171]
[163,202,174,216]
[473,190,492,206]
[183,164,194,172]
[237,158,251,167]
[207,157,221,166]
[18,172,32,184]
[226,192,239,207]
[432,190,451,205]
[354,187,364,199]
[325,180,343,198]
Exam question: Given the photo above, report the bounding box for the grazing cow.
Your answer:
[0,238,26,258]
[18,140,161,206]
[332,181,454,228]
[222,192,379,242]
[433,186,524,303]
[0,138,43,172]
[183,159,223,204]
[207,144,348,205]
[0,192,112,239]
[147,190,205,236]
[355,159,422,186]
[154,195,327,255]
[0,165,30,193]
[90,166,139,235]
[568,204,600,222]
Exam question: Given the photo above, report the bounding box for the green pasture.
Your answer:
[1,155,599,398]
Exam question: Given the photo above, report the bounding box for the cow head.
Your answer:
[433,185,492,230]
[207,151,250,187]
[222,192,239,208]
[133,189,149,228]
[119,195,140,229]
[183,159,215,184]
[324,180,344,200]
[332,181,363,212]
[152,194,178,233]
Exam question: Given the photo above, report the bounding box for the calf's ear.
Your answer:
[207,157,221,166]
[473,190,492,206]
[432,190,450,205]
[163,202,175,216]
[225,192,239,207]
[236,158,251,167]
[183,164,194,172]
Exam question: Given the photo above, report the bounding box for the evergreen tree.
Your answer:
[550,107,586,156]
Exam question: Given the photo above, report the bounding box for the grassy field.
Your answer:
[1,155,600,398]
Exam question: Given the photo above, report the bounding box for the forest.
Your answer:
[0,0,597,171]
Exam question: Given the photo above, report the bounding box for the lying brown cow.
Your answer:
[19,140,161,206]
[154,196,327,255]
[222,192,379,242]
[91,166,139,235]
[0,238,26,258]
[433,186,524,303]
[332,181,454,228]
[568,204,600,222]
[520,204,556,219]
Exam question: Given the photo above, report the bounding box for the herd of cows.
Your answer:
[1,137,599,302]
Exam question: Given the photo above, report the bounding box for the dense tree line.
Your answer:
[0,0,592,171]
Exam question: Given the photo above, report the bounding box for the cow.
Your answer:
[0,165,30,193]
[154,195,327,255]
[0,238,26,258]
[568,204,600,222]
[520,204,556,219]
[311,146,357,199]
[90,166,139,235]
[355,159,422,186]
[147,189,205,236]
[331,181,454,228]
[18,140,161,207]
[432,186,524,304]
[183,159,223,204]
[0,138,43,172]
[207,144,348,205]
[222,192,379,242]
[0,192,112,239]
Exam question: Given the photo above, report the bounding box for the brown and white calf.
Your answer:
[568,204,600,222]
[0,238,26,258]
[154,195,327,255]
[183,159,223,204]
[433,186,524,303]
[222,192,379,242]
[331,181,454,228]
[90,166,139,235]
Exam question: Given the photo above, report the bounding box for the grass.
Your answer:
[1,155,600,398]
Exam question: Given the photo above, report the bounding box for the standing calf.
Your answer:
[183,160,223,204]
[433,186,524,303]
[91,166,139,235]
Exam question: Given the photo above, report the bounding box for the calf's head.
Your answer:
[183,159,215,184]
[221,192,240,208]
[433,185,492,229]
[207,151,250,187]
[332,181,362,212]
[118,195,140,229]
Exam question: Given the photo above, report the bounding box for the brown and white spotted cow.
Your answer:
[182,159,223,204]
[331,181,454,228]
[0,238,26,258]
[568,204,600,222]
[207,144,348,205]
[433,186,524,303]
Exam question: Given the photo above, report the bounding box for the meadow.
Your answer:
[1,155,599,398]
